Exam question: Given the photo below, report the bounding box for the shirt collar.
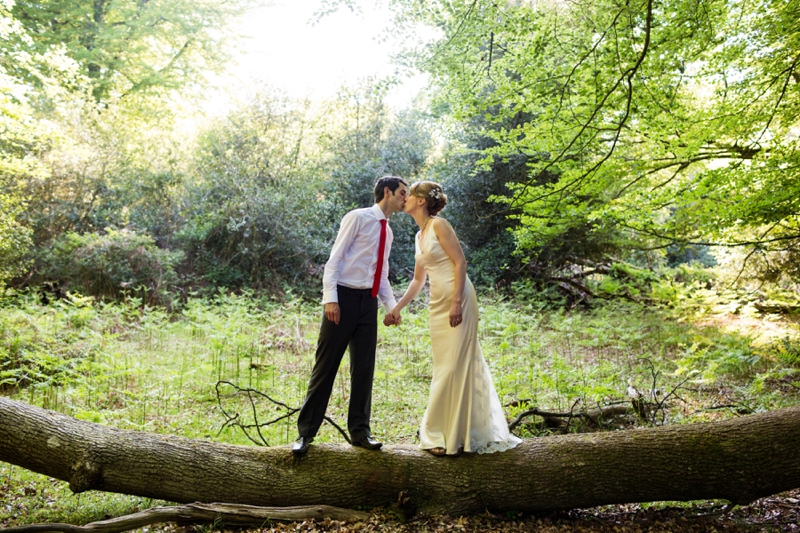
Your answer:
[371,204,387,221]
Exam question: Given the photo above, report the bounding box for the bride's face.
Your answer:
[405,194,425,215]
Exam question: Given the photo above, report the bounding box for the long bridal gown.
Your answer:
[416,224,521,455]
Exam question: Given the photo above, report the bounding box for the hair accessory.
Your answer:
[430,188,442,200]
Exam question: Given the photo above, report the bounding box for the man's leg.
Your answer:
[347,292,379,442]
[296,289,359,440]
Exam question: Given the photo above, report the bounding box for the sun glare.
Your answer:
[204,0,429,114]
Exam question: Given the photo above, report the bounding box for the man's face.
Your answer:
[388,184,408,214]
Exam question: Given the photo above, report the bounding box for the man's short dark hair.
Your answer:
[374,176,408,202]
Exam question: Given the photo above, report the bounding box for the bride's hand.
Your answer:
[391,308,402,326]
[449,301,463,328]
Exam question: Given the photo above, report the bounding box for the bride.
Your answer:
[387,181,521,456]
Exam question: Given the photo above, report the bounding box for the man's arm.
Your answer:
[321,211,360,313]
[377,226,398,313]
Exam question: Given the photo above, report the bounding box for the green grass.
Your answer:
[1,287,799,526]
[1,464,168,526]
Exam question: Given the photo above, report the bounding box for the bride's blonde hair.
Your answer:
[410,181,448,216]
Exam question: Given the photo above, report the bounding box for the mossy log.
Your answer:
[1,396,799,516]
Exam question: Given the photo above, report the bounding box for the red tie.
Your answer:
[371,219,387,298]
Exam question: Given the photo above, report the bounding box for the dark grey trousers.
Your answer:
[296,285,378,441]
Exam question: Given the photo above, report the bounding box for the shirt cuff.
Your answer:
[381,296,398,313]
[322,289,339,305]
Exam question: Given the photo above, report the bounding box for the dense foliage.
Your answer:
[388,0,800,286]
[2,0,800,304]
[10,0,253,102]
[0,0,436,298]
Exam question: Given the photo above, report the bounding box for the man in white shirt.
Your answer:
[293,176,408,455]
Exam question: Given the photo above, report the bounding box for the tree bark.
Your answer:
[1,396,799,516]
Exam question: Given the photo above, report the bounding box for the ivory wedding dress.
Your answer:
[416,224,522,455]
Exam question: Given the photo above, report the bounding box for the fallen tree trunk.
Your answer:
[1,396,799,516]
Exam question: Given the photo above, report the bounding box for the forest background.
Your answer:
[2,0,800,529]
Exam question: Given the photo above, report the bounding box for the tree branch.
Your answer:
[1,503,369,533]
[510,0,655,210]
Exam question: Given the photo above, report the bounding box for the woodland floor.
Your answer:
[352,496,799,533]
[203,492,800,533]
[2,292,799,532]
[3,489,799,533]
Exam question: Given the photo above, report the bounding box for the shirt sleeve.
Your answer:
[377,225,398,312]
[322,211,361,305]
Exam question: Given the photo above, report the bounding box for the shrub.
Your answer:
[0,193,32,288]
[38,229,183,306]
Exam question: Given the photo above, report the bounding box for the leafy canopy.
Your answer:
[10,0,255,101]
[390,0,800,268]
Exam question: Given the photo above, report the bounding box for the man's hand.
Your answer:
[325,302,341,325]
[383,308,402,327]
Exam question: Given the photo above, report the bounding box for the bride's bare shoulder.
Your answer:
[431,217,456,236]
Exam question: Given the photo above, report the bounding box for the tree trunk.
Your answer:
[1,396,799,516]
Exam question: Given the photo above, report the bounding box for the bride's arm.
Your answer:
[390,261,427,321]
[432,218,467,327]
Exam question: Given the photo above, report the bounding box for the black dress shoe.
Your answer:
[292,436,313,455]
[352,435,383,450]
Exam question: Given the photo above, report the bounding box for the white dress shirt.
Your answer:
[322,204,398,312]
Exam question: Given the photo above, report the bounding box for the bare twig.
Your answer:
[215,381,351,445]
[216,381,298,446]
[562,398,582,433]
[630,358,691,425]
[323,415,352,444]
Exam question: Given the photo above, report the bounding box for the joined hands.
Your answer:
[383,308,402,327]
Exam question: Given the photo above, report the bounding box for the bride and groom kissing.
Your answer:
[292,176,520,457]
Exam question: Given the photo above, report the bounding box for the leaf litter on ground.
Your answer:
[232,492,800,533]
[7,491,791,533]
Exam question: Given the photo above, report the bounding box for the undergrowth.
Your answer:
[1,282,799,527]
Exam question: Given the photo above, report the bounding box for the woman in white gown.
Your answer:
[388,181,521,457]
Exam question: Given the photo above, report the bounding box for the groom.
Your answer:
[292,176,408,455]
